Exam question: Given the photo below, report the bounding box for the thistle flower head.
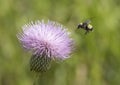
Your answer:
[17,20,73,72]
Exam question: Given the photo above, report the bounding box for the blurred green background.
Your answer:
[0,0,120,85]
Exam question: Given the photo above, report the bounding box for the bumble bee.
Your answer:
[77,20,93,34]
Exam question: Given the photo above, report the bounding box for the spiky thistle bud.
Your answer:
[17,20,73,72]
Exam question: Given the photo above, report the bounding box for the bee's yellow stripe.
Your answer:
[88,24,92,29]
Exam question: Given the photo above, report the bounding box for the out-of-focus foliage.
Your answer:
[0,0,120,85]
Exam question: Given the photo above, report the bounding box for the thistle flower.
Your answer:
[17,20,73,72]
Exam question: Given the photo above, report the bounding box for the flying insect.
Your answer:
[77,20,93,34]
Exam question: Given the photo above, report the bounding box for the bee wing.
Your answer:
[84,20,91,24]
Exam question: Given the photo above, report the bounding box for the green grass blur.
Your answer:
[0,0,120,85]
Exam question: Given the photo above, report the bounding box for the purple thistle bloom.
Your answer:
[17,20,73,72]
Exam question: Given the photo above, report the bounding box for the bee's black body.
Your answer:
[77,20,93,34]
